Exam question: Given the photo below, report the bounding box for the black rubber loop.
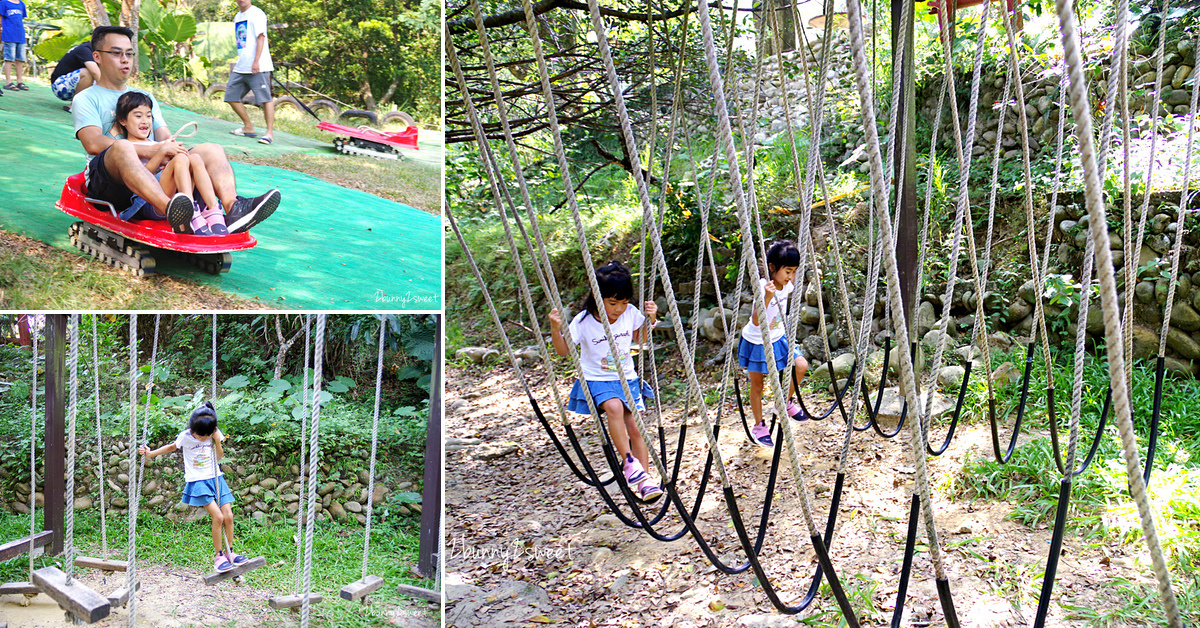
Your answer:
[990,341,1035,463]
[1144,355,1166,484]
[926,359,973,456]
[1033,477,1073,628]
[890,492,921,628]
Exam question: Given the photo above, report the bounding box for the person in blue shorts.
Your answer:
[52,42,99,107]
[1,0,27,91]
[74,26,280,233]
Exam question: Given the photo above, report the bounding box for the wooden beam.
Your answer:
[339,575,384,601]
[0,581,41,595]
[201,555,265,586]
[267,593,323,609]
[31,565,111,624]
[395,583,441,603]
[106,580,139,608]
[44,315,66,556]
[74,556,128,572]
[0,530,53,562]
[417,313,442,579]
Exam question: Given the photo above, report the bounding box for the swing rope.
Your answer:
[65,316,78,587]
[294,315,312,595]
[300,315,327,628]
[28,316,38,581]
[361,317,386,580]
[92,315,108,558]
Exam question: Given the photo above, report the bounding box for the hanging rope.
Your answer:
[125,314,139,625]
[1053,0,1182,622]
[294,315,311,595]
[28,316,38,580]
[92,315,108,558]
[300,315,326,628]
[361,317,386,580]
[65,315,78,586]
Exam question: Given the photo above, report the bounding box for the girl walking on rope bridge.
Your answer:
[138,401,248,573]
[739,240,810,448]
[549,261,664,503]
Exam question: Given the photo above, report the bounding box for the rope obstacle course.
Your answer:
[447,0,1191,623]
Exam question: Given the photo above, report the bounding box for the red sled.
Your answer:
[318,121,417,159]
[56,172,256,276]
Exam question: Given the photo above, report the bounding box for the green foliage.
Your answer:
[262,0,440,121]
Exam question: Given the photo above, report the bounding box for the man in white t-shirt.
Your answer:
[226,0,276,144]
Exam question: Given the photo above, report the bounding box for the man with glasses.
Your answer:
[72,25,280,233]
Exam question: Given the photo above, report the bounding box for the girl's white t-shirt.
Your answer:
[568,306,645,381]
[174,428,224,483]
[741,278,795,345]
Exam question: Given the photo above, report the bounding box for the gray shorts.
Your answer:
[224,71,272,105]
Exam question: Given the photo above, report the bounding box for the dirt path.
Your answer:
[0,563,278,627]
[446,364,1155,627]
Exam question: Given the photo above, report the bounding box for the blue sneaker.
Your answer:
[226,551,248,565]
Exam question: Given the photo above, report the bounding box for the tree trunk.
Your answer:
[120,0,140,77]
[376,77,401,107]
[82,0,112,28]
[358,50,376,110]
[273,316,303,380]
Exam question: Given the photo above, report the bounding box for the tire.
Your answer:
[339,109,378,126]
[203,83,227,100]
[308,99,340,120]
[203,83,253,104]
[381,110,415,128]
[172,78,204,94]
[272,95,303,112]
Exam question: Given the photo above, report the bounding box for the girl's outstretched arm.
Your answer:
[138,442,177,458]
[213,431,225,464]
[633,301,658,344]
[548,309,570,356]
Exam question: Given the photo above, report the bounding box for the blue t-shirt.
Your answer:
[72,85,166,157]
[1,0,26,44]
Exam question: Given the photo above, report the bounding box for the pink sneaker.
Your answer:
[639,482,664,503]
[214,553,233,573]
[226,551,248,565]
[622,453,648,486]
[750,422,774,447]
[787,400,807,421]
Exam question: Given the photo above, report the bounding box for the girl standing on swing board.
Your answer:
[139,401,248,573]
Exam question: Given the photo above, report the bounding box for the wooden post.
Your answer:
[44,314,67,556]
[417,314,442,579]
[892,0,918,326]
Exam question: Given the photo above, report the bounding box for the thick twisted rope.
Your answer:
[295,315,311,594]
[65,315,78,586]
[1053,0,1182,622]
[92,315,107,557]
[362,317,385,580]
[28,316,38,579]
[300,315,326,628]
[1155,48,1200,356]
[126,314,139,625]
[845,0,949,582]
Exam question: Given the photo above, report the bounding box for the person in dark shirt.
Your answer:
[51,42,100,107]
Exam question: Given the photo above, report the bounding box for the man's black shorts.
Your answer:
[84,145,135,213]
